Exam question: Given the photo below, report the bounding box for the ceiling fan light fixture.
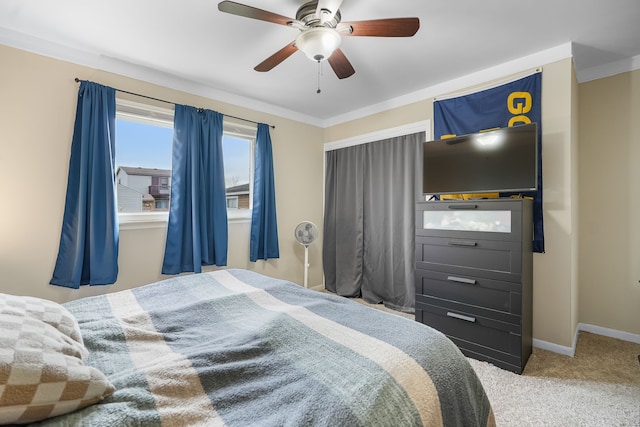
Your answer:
[295,27,342,62]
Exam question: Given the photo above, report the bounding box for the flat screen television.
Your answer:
[423,123,538,195]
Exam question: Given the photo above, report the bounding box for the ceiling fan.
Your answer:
[217,0,420,80]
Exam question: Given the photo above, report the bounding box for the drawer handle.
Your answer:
[448,239,477,247]
[447,312,477,323]
[447,203,478,210]
[447,276,477,285]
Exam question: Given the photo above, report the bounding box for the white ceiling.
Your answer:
[1,0,639,127]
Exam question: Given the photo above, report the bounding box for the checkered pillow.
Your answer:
[0,294,115,424]
[0,293,84,346]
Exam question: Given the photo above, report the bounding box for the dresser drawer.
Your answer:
[416,199,525,242]
[415,269,521,315]
[416,292,521,325]
[415,300,523,361]
[416,236,522,282]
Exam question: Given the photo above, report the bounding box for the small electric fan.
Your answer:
[294,221,319,287]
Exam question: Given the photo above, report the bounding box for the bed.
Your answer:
[1,269,494,426]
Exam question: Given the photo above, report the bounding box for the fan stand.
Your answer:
[303,244,310,288]
[294,220,318,288]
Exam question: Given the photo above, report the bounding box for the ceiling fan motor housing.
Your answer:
[296,1,342,28]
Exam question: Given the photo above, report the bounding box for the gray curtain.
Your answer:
[323,132,424,312]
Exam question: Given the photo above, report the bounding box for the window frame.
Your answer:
[115,98,255,229]
[226,196,239,209]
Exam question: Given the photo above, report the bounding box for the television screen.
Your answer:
[423,123,538,195]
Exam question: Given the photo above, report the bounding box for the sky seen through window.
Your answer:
[115,119,251,187]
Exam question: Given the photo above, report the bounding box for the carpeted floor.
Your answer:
[351,297,640,426]
[524,331,640,386]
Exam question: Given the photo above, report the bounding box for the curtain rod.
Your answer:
[74,78,275,129]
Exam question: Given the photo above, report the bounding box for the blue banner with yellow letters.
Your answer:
[433,72,544,253]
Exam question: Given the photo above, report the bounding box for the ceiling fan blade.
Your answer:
[337,17,420,37]
[327,49,355,79]
[254,42,298,72]
[218,1,294,26]
[316,0,344,24]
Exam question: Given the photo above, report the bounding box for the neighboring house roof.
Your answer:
[118,166,171,177]
[226,183,249,194]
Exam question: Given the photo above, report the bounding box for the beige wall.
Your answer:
[578,69,640,335]
[0,44,325,303]
[324,100,433,143]
[532,59,577,347]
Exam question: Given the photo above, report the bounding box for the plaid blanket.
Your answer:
[32,269,494,426]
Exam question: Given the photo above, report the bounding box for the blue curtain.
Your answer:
[250,123,279,261]
[50,81,119,288]
[162,105,227,274]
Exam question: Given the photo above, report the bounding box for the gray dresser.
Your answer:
[415,198,533,374]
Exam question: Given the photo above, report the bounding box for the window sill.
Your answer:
[118,210,251,230]
[227,209,252,223]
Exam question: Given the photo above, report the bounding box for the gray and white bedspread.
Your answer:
[35,269,494,426]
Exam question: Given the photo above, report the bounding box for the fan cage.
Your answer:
[295,221,318,246]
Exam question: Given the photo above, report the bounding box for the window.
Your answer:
[226,196,239,209]
[115,99,254,223]
[155,199,169,210]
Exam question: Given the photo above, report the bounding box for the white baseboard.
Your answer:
[577,323,640,344]
[309,284,325,292]
[532,338,576,357]
[533,323,640,357]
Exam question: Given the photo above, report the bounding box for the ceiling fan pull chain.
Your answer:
[317,60,322,94]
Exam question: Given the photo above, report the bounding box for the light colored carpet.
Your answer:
[350,296,640,427]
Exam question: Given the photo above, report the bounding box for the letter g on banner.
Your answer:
[507,91,532,126]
